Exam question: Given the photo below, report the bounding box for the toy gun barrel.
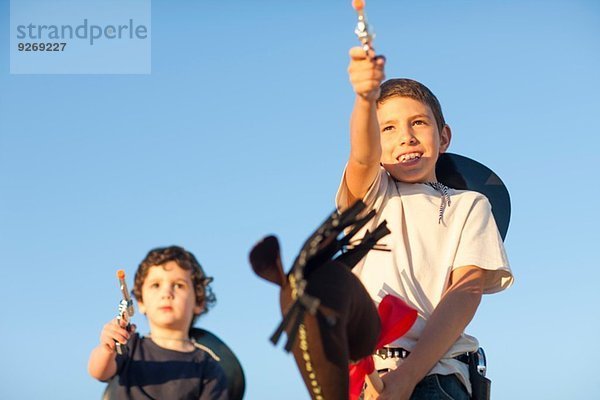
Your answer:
[117,269,135,317]
[352,0,375,55]
[115,269,134,356]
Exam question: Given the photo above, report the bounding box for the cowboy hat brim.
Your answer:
[436,153,511,241]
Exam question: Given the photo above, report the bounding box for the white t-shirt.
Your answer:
[336,167,514,393]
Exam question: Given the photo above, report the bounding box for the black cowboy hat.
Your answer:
[436,153,511,240]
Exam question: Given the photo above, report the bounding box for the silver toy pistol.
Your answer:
[352,0,375,57]
[115,269,135,356]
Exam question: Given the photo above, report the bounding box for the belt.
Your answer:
[375,347,470,364]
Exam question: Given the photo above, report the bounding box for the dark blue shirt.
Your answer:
[110,333,229,400]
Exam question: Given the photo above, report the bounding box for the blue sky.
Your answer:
[1,0,599,399]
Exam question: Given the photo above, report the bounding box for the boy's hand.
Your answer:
[99,318,136,354]
[348,46,385,102]
[375,363,418,400]
[363,378,381,400]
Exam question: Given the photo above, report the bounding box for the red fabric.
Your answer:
[348,295,417,400]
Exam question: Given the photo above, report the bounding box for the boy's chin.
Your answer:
[148,318,190,331]
[383,165,432,183]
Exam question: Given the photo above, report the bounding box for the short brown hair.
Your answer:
[132,245,216,328]
[378,78,446,133]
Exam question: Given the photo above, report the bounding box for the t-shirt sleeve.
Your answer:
[198,356,229,400]
[336,165,387,212]
[453,195,514,294]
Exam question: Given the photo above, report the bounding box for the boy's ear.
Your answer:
[138,301,146,315]
[439,124,452,153]
[194,301,205,316]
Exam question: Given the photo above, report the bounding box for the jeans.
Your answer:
[359,373,470,400]
[410,374,470,400]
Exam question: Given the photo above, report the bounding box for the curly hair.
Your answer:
[132,245,216,328]
[378,78,446,133]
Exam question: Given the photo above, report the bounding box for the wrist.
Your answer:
[100,343,116,356]
[391,359,426,386]
[355,93,377,108]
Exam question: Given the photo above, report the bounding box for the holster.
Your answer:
[468,352,491,400]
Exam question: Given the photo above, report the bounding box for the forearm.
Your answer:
[88,345,118,381]
[345,96,381,204]
[349,95,381,166]
[392,267,484,384]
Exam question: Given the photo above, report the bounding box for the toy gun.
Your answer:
[115,269,135,356]
[352,0,375,58]
[352,0,380,101]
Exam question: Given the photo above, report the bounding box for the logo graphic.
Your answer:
[10,0,151,74]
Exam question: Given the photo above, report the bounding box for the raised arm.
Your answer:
[345,47,386,206]
[87,318,133,381]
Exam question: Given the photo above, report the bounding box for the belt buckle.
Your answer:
[375,348,389,359]
[377,347,409,360]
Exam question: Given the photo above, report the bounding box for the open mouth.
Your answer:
[397,152,422,163]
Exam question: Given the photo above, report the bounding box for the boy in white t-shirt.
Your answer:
[339,47,514,400]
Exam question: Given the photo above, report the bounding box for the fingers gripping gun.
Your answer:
[115,269,135,356]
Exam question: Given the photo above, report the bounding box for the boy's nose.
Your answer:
[398,131,417,145]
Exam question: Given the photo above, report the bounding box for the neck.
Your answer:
[147,328,195,352]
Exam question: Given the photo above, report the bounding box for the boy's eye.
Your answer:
[412,120,426,126]
[150,283,159,289]
[174,283,186,289]
[382,125,395,132]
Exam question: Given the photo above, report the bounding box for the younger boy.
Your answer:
[88,246,228,400]
[339,48,514,399]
